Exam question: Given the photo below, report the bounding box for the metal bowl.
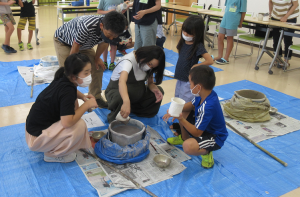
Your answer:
[269,107,278,115]
[153,154,171,168]
[92,131,105,142]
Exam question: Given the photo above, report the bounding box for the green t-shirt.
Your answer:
[97,0,124,11]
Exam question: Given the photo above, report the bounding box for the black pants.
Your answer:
[272,17,297,60]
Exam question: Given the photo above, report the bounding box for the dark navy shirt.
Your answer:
[17,0,35,17]
[192,90,228,147]
[174,42,207,82]
[132,0,162,25]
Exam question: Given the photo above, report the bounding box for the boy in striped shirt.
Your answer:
[163,65,228,169]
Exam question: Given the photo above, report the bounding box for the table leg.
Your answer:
[204,15,213,48]
[62,9,65,25]
[268,29,285,74]
[255,27,272,70]
[167,9,177,33]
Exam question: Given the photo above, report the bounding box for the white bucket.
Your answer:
[168,97,186,117]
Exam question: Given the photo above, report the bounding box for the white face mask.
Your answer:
[182,32,193,42]
[77,74,92,87]
[141,64,151,72]
[190,85,201,97]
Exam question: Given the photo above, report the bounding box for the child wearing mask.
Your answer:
[170,15,214,135]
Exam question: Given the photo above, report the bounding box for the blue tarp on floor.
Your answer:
[0,80,300,197]
[0,49,222,107]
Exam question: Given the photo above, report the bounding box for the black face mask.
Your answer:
[101,31,112,43]
[101,31,120,44]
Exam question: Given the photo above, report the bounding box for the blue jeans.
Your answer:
[156,36,166,49]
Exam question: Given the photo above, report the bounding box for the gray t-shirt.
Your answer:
[97,0,123,11]
[0,0,12,14]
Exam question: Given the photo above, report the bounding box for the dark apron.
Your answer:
[105,59,164,123]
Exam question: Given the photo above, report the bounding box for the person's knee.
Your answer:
[218,34,225,41]
[76,119,88,133]
[227,36,234,41]
[182,140,197,155]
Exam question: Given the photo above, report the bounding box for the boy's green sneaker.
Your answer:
[104,62,108,69]
[19,42,24,51]
[167,135,184,145]
[27,43,33,50]
[109,62,116,70]
[201,151,214,169]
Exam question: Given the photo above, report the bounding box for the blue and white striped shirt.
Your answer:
[54,15,104,50]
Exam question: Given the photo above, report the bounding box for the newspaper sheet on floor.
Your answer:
[76,149,127,197]
[75,126,190,196]
[221,100,300,143]
[18,65,59,86]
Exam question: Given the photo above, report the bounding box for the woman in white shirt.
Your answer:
[269,0,299,66]
[105,45,165,123]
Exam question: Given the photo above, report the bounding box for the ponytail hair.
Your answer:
[54,67,65,80]
[54,53,91,80]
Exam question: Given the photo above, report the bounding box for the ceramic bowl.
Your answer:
[269,107,278,115]
[153,154,171,168]
[92,131,105,142]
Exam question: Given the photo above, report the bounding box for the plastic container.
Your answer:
[116,3,127,13]
[109,119,145,147]
[168,97,186,117]
[234,89,266,102]
[257,13,264,21]
[40,56,59,67]
[86,0,90,6]
[71,1,84,6]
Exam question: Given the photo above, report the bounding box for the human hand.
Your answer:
[238,24,243,28]
[191,64,198,69]
[280,17,288,22]
[86,98,98,109]
[125,1,133,7]
[95,58,105,71]
[162,109,176,122]
[162,109,172,121]
[133,10,147,20]
[85,94,95,101]
[8,0,16,5]
[152,88,163,103]
[120,102,131,118]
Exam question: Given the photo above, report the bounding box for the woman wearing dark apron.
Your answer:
[105,45,165,123]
